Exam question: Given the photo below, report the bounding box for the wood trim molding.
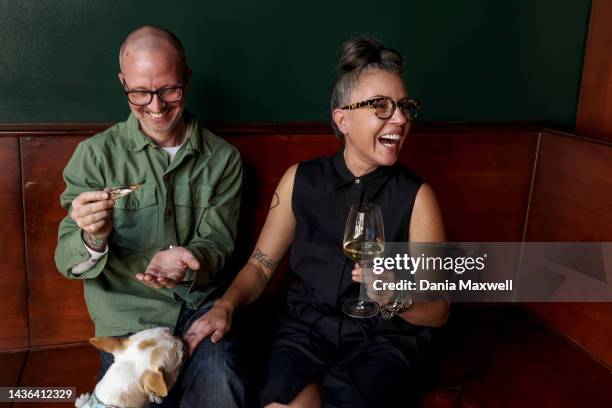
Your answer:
[0,121,550,138]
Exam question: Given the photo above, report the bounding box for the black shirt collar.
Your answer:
[331,147,393,200]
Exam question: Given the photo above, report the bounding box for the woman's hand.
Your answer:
[183,302,233,356]
[352,263,396,305]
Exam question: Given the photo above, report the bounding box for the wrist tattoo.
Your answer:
[251,248,278,270]
[83,232,107,252]
[270,192,280,209]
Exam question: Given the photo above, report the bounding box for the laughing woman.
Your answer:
[186,38,448,407]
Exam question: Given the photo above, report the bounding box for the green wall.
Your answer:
[1,0,591,125]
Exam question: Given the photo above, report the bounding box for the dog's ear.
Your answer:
[89,337,129,353]
[141,369,168,398]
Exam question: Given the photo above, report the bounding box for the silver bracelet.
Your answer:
[380,294,413,320]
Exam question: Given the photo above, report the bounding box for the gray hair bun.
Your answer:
[339,37,404,75]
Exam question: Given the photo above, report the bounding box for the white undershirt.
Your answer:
[161,144,182,162]
[161,126,190,162]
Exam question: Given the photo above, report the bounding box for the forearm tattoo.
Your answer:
[83,232,107,252]
[270,192,280,209]
[251,248,279,270]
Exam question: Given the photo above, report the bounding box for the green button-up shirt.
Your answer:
[55,112,242,337]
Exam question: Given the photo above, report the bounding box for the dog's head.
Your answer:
[90,327,186,402]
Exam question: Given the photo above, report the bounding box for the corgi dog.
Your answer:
[75,327,185,408]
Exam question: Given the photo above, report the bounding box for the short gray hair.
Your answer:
[119,25,189,79]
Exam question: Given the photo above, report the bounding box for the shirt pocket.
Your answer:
[111,185,158,250]
[173,184,214,243]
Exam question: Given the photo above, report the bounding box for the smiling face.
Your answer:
[333,70,410,176]
[119,46,189,146]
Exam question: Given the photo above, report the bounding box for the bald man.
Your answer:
[55,26,247,407]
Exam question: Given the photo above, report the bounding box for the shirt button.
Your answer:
[165,208,173,217]
[355,178,361,184]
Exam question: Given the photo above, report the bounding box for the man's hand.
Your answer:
[70,190,115,251]
[352,263,396,305]
[183,302,233,356]
[136,246,200,289]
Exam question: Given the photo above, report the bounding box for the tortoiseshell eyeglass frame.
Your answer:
[341,96,421,120]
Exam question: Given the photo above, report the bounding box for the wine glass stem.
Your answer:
[358,278,368,306]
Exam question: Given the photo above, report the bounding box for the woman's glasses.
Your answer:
[341,96,421,120]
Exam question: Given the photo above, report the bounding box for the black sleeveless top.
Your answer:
[287,148,431,342]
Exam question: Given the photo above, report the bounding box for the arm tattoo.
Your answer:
[83,232,107,252]
[251,248,279,270]
[270,192,280,209]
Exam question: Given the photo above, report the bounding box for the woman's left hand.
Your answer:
[352,263,395,305]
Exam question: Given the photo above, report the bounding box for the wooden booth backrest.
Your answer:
[0,123,610,368]
[522,130,612,367]
[0,136,28,349]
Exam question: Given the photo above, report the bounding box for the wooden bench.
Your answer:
[0,123,610,407]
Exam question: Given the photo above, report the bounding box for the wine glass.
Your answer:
[342,202,385,318]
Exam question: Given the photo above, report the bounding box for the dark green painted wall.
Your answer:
[1,0,591,125]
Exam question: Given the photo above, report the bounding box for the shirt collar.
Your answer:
[331,147,394,200]
[127,111,210,156]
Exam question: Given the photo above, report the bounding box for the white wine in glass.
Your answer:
[342,202,385,318]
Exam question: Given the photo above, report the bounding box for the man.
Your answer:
[55,26,246,408]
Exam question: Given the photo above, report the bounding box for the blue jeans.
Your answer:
[98,305,248,408]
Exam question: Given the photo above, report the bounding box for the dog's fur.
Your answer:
[75,327,185,408]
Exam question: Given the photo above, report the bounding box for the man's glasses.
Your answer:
[122,79,184,106]
[341,96,421,120]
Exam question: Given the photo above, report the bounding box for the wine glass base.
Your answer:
[342,299,380,318]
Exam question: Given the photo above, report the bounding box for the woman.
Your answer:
[186,38,448,407]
